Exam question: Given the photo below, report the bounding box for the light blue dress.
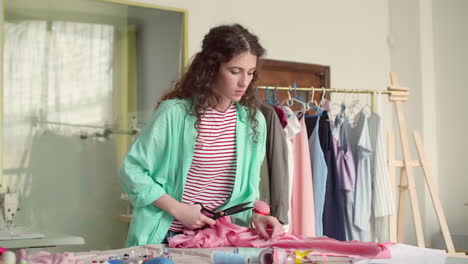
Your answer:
[308,116,328,236]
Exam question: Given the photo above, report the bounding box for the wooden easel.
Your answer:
[386,72,466,257]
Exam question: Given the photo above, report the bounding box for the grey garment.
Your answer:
[260,103,290,224]
[259,158,271,206]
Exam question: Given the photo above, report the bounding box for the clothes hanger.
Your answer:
[361,91,373,117]
[281,94,310,112]
[346,89,360,117]
[329,88,343,120]
[293,83,310,116]
[347,89,372,126]
[286,86,294,106]
[319,87,336,120]
[281,86,293,106]
[306,87,322,117]
[281,84,305,107]
[263,85,275,106]
[273,86,281,105]
[307,87,321,108]
[281,84,310,113]
[350,89,372,117]
[319,87,327,108]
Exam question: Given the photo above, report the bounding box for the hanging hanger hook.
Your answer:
[293,83,298,98]
[274,86,279,105]
[309,86,315,104]
[321,87,326,104]
[286,86,294,106]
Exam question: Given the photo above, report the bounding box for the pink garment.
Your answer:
[16,249,82,264]
[168,217,391,259]
[290,117,316,236]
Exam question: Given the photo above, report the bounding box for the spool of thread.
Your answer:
[212,251,250,264]
[233,248,263,264]
[1,251,16,264]
[107,259,126,264]
[143,257,174,264]
[258,248,275,264]
[131,259,144,264]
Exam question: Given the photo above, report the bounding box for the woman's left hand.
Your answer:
[251,213,285,240]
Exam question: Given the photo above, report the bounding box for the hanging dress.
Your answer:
[345,111,372,241]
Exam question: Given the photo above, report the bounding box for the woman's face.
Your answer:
[212,51,257,111]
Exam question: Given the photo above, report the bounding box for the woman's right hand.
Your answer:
[174,203,216,230]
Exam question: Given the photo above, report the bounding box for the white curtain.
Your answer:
[47,21,114,125]
[4,20,114,193]
[4,21,48,194]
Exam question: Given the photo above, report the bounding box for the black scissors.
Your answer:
[197,201,252,220]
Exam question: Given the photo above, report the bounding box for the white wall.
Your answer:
[137,0,395,135]
[388,0,431,246]
[432,0,468,249]
[389,0,468,250]
[133,0,392,94]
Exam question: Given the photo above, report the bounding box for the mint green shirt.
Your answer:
[119,97,266,246]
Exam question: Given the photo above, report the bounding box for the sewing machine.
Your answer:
[0,191,44,240]
[0,191,85,249]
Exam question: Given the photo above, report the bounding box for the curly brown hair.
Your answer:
[157,24,266,142]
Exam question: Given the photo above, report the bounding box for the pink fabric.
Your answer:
[290,117,316,236]
[16,249,82,264]
[0,247,7,255]
[168,217,392,259]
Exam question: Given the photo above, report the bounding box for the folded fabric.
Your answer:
[16,249,82,264]
[168,216,391,259]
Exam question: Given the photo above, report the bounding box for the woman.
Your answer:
[120,24,284,246]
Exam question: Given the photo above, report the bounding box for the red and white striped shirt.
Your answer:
[169,104,237,232]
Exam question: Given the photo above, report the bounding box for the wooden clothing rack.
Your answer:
[258,72,465,257]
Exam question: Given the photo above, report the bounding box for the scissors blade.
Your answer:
[224,206,252,217]
[223,202,252,216]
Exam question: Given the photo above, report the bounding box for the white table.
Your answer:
[1,233,85,249]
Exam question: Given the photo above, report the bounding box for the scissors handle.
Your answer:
[196,201,252,223]
[196,203,217,219]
